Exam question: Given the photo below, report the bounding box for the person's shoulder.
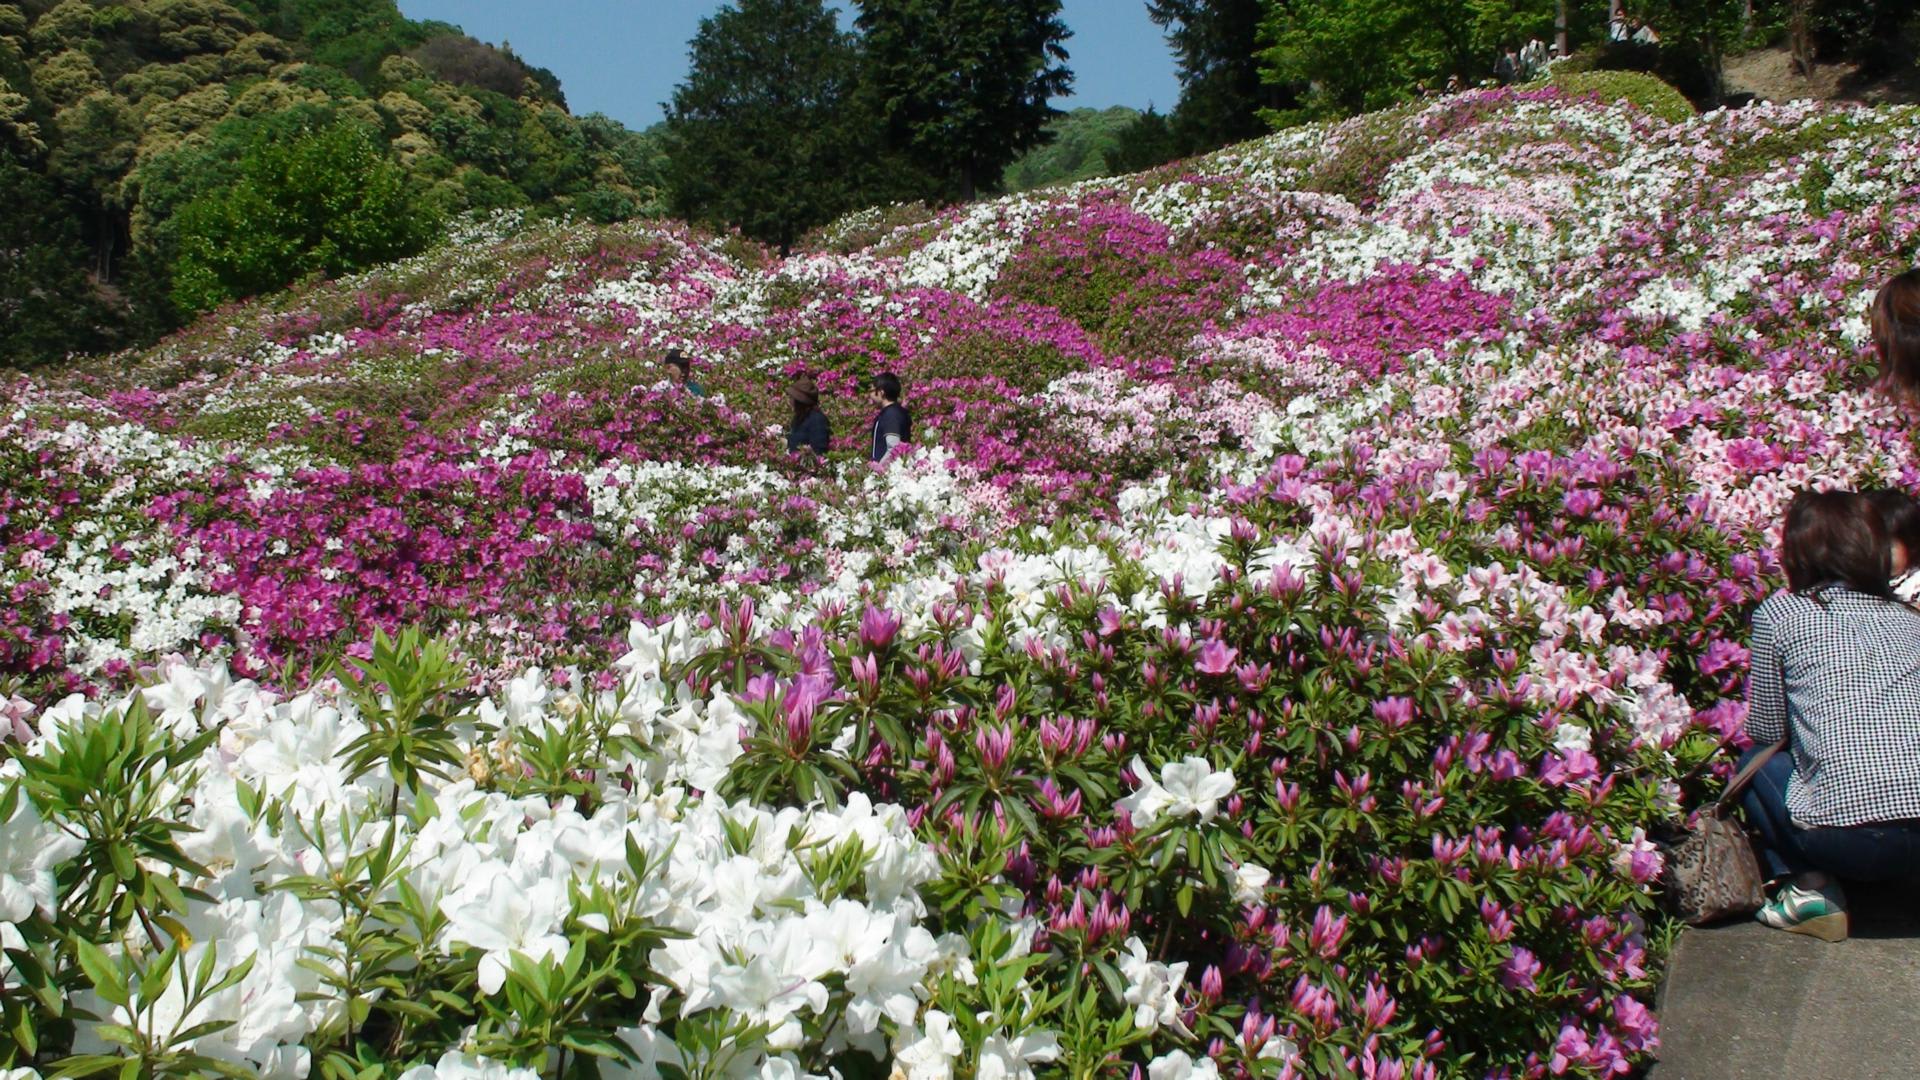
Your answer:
[1755,589,1814,626]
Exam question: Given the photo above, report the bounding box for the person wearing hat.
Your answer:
[786,373,830,455]
[662,349,705,397]
[868,372,912,463]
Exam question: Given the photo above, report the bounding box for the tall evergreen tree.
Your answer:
[1147,0,1279,153]
[661,0,862,254]
[853,0,1073,201]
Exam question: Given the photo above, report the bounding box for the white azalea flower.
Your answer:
[139,662,208,734]
[1231,862,1273,905]
[440,873,572,994]
[976,1029,1061,1080]
[708,951,829,1050]
[1117,937,1189,1033]
[892,1009,964,1080]
[396,1052,543,1080]
[236,702,368,815]
[1147,1050,1220,1080]
[0,787,82,923]
[606,1025,685,1079]
[1115,756,1236,831]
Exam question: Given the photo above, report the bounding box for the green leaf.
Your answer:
[73,939,127,1009]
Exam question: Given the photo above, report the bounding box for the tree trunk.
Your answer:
[1789,0,1815,76]
[1555,0,1569,57]
[959,161,976,203]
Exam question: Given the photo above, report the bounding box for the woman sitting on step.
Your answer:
[1740,489,1920,941]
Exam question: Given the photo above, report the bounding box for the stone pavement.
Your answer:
[1650,883,1920,1080]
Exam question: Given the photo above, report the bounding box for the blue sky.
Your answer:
[395,1,1181,130]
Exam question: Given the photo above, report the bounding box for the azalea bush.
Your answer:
[6,84,1920,1077]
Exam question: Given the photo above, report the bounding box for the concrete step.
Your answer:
[1650,883,1920,1080]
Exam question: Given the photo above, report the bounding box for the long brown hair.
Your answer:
[1781,490,1893,599]
[1871,270,1920,399]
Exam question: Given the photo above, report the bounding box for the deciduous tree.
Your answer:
[168,117,435,313]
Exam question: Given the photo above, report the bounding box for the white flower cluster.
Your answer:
[898,196,1052,299]
[1,620,983,1078]
[1,415,269,674]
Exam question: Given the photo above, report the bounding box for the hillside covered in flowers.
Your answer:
[4,82,1920,1079]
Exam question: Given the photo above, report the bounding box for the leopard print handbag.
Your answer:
[1663,739,1785,926]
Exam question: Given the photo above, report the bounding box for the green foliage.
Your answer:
[1002,105,1138,191]
[48,89,137,208]
[57,940,260,1079]
[273,804,453,1071]
[30,48,104,106]
[662,0,865,254]
[1591,0,1747,105]
[1550,68,1695,123]
[0,154,122,366]
[1264,0,1431,118]
[168,116,437,313]
[854,0,1075,200]
[12,696,214,945]
[263,0,438,81]
[1259,0,1607,121]
[334,626,474,810]
[2,0,659,368]
[1103,105,1182,175]
[408,32,541,98]
[1148,0,1282,154]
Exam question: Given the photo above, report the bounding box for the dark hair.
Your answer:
[1871,270,1920,399]
[1782,490,1893,598]
[788,373,819,423]
[1863,488,1920,557]
[663,349,690,374]
[873,372,902,402]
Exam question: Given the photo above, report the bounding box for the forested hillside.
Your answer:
[1001,105,1140,191]
[0,0,665,366]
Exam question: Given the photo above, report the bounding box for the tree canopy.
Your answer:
[1149,0,1279,151]
[661,0,863,254]
[1002,105,1141,191]
[0,0,663,367]
[853,0,1074,201]
[168,116,435,313]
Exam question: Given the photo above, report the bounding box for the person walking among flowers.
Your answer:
[868,372,912,463]
[786,372,830,456]
[661,349,705,398]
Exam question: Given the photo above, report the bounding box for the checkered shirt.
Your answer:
[1745,587,1920,828]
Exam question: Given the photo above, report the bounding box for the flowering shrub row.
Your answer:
[5,86,1920,1077]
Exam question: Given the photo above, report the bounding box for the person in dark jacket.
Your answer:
[786,373,829,455]
[869,372,912,463]
[1493,46,1518,85]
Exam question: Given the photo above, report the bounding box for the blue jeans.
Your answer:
[1737,745,1920,882]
